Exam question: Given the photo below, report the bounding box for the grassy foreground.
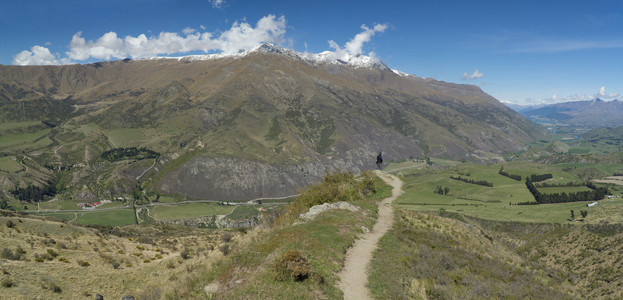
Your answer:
[164,171,391,299]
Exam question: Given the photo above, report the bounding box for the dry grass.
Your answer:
[0,211,227,299]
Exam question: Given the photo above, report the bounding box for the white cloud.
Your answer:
[461,69,484,80]
[344,24,388,55]
[542,86,620,103]
[310,23,388,63]
[13,16,388,67]
[210,0,224,8]
[12,45,69,65]
[62,15,286,61]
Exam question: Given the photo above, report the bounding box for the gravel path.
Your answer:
[338,170,403,300]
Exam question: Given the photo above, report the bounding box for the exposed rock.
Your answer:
[204,282,220,298]
[299,201,360,221]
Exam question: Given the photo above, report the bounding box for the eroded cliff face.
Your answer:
[158,150,378,201]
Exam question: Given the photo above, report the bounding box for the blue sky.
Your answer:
[1,0,621,105]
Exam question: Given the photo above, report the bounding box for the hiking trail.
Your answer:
[338,170,403,300]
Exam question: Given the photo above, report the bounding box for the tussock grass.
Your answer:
[164,171,390,299]
[369,209,578,299]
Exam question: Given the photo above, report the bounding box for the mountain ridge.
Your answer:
[0,48,543,200]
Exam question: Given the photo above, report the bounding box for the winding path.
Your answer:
[338,170,403,300]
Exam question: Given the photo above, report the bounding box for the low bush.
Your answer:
[272,250,312,282]
[219,244,230,256]
[1,246,25,261]
[77,260,90,267]
[1,277,15,288]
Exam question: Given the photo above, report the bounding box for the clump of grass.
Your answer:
[1,246,26,261]
[77,260,90,267]
[272,250,312,282]
[180,248,191,260]
[1,277,15,288]
[219,244,230,256]
[220,232,233,243]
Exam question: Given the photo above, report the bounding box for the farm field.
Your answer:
[389,160,622,224]
[0,128,51,150]
[0,156,25,172]
[150,203,235,220]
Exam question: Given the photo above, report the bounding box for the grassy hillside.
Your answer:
[370,209,577,299]
[0,210,233,299]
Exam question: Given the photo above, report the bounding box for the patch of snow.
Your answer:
[140,43,390,70]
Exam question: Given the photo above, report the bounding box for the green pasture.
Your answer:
[0,121,41,131]
[0,156,24,172]
[568,140,622,154]
[0,128,51,150]
[226,205,261,221]
[537,186,593,193]
[39,209,136,226]
[390,161,616,223]
[149,202,235,221]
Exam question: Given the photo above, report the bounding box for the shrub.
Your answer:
[272,250,312,282]
[111,261,121,269]
[220,232,233,243]
[180,249,191,260]
[58,257,70,263]
[47,249,59,258]
[219,244,230,256]
[5,220,15,228]
[1,246,25,261]
[1,277,15,288]
[77,260,90,267]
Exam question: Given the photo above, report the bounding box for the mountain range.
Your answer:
[513,99,623,128]
[0,44,543,200]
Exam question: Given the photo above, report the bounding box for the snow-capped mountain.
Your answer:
[142,43,392,70]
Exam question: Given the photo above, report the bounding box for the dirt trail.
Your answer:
[338,170,403,300]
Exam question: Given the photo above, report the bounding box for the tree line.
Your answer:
[522,176,609,205]
[101,147,160,162]
[530,173,553,182]
[11,180,58,202]
[498,167,521,181]
[450,176,493,187]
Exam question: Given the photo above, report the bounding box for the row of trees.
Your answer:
[498,167,521,181]
[101,147,159,162]
[524,176,609,204]
[450,176,493,187]
[530,173,553,182]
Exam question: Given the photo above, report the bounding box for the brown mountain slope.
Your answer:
[0,46,544,200]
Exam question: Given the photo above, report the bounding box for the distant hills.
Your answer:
[510,99,623,128]
[0,44,543,200]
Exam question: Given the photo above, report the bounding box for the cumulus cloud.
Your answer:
[65,15,286,61]
[14,15,286,65]
[13,16,389,67]
[461,69,484,80]
[310,23,387,63]
[13,45,69,65]
[210,0,225,8]
[543,86,620,103]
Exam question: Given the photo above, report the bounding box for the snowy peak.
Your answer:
[142,43,391,70]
